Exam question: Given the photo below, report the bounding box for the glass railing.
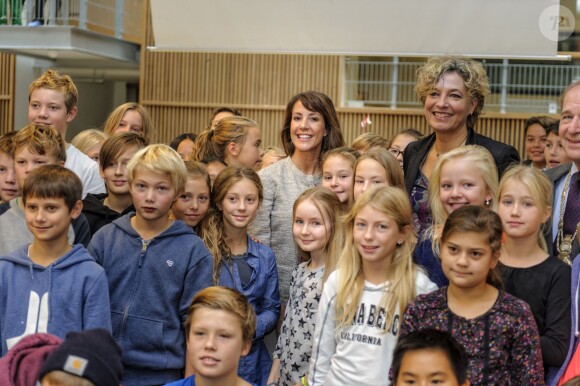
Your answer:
[0,0,143,44]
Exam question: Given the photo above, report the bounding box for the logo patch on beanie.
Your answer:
[63,355,88,376]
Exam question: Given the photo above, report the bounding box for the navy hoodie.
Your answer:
[88,213,214,386]
[0,244,111,355]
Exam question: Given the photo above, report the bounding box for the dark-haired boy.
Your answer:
[0,124,91,256]
[82,132,146,235]
[391,329,470,386]
[0,165,111,356]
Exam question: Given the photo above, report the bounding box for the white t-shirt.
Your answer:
[309,269,436,386]
[65,145,105,198]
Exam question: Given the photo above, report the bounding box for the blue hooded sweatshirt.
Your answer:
[0,244,111,355]
[88,214,214,386]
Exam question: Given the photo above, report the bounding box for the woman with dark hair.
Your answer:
[250,91,344,305]
[404,56,520,235]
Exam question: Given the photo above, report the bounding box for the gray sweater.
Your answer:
[249,157,321,302]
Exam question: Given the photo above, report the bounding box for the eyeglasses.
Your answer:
[388,147,403,157]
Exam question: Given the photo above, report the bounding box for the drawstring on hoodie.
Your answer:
[47,265,53,326]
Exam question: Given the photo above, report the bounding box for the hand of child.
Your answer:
[267,358,281,385]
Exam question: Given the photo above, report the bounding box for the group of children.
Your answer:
[0,69,576,386]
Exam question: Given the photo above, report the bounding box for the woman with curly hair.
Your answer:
[404,56,520,236]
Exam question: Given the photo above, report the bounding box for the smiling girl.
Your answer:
[321,147,359,212]
[497,166,570,382]
[309,186,436,385]
[414,145,498,287]
[199,166,280,386]
[103,102,155,144]
[170,161,211,235]
[400,205,544,386]
[268,187,344,386]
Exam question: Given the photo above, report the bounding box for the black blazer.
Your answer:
[544,162,580,259]
[403,127,521,193]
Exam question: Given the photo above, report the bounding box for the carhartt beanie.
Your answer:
[38,329,122,386]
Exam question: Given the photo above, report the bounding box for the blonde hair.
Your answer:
[102,102,155,143]
[335,186,417,331]
[322,146,359,171]
[259,146,286,170]
[198,166,263,284]
[41,370,96,386]
[12,124,67,163]
[498,165,553,252]
[416,56,489,129]
[429,145,498,228]
[293,187,345,282]
[29,69,78,113]
[355,147,404,190]
[184,160,211,189]
[70,129,108,156]
[192,116,259,164]
[127,144,186,194]
[351,132,388,153]
[185,286,256,344]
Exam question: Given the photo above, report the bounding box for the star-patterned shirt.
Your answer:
[273,261,324,386]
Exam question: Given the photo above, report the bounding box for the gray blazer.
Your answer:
[545,163,580,260]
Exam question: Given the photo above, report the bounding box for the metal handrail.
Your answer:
[344,58,580,114]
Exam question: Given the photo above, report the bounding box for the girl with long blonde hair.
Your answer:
[309,186,436,386]
[415,145,498,287]
[268,187,344,386]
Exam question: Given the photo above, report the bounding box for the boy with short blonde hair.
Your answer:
[28,69,105,198]
[166,286,257,386]
[0,165,111,355]
[0,124,90,256]
[88,144,214,386]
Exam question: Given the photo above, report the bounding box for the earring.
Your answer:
[485,198,491,206]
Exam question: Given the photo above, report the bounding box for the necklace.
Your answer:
[556,170,577,265]
[434,132,468,157]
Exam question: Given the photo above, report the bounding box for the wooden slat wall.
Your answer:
[141,49,532,157]
[0,52,15,134]
[141,0,531,158]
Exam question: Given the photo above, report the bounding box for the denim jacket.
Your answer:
[219,235,280,386]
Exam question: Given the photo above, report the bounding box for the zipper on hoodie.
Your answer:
[141,239,150,253]
[120,238,151,336]
[138,239,151,268]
